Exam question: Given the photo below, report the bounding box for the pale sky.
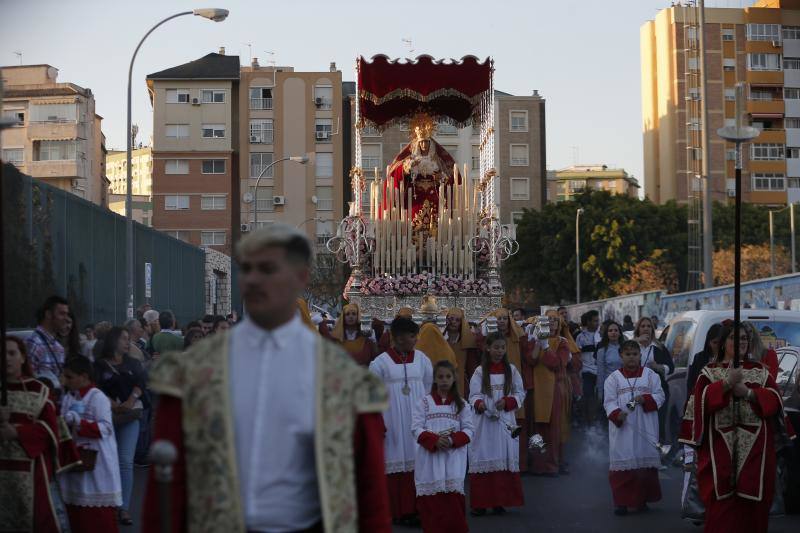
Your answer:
[0,0,754,186]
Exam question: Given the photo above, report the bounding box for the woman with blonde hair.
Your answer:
[634,316,673,441]
[327,303,378,366]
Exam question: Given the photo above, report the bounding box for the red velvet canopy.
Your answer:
[357,54,493,129]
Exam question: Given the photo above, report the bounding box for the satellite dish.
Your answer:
[242,192,254,204]
[311,195,318,204]
[46,67,58,80]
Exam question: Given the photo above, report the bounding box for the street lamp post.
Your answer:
[252,156,308,227]
[576,207,584,304]
[126,8,229,319]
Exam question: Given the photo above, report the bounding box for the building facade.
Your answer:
[547,164,640,202]
[345,87,546,225]
[1,64,108,206]
[642,0,800,206]
[106,147,152,225]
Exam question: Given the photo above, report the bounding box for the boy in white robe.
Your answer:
[603,339,665,515]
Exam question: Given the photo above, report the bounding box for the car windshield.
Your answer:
[663,320,696,368]
[776,349,798,398]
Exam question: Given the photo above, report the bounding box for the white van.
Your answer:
[660,309,800,446]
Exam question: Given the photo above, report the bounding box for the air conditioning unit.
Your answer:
[250,135,260,143]
[315,131,327,140]
[314,97,323,106]
[240,223,251,233]
[191,98,200,105]
[272,195,286,205]
[772,40,782,47]
[727,188,736,197]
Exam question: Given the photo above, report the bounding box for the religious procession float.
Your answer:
[326,55,519,322]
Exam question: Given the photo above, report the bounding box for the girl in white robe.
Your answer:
[412,360,474,532]
[369,317,433,524]
[603,339,665,515]
[468,332,526,515]
[59,356,122,532]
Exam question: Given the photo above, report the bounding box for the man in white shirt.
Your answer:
[575,310,601,425]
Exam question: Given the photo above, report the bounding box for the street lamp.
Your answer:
[252,156,309,227]
[125,8,229,318]
[576,207,584,304]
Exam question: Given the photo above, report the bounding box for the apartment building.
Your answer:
[1,64,108,206]
[642,0,800,206]
[345,86,546,225]
[547,164,640,202]
[105,147,153,225]
[147,51,345,253]
[147,51,240,255]
[238,58,344,246]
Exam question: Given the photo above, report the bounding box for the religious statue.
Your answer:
[386,113,456,245]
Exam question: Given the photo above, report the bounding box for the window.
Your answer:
[789,177,800,188]
[201,89,225,103]
[314,86,333,110]
[315,153,333,178]
[786,88,800,100]
[748,53,781,71]
[165,159,189,174]
[751,143,784,160]
[722,28,735,41]
[752,173,785,190]
[724,118,737,127]
[510,110,528,131]
[787,117,800,128]
[471,145,480,171]
[2,148,23,165]
[201,124,225,138]
[723,58,736,71]
[686,26,697,42]
[315,119,332,142]
[784,26,800,40]
[361,125,380,137]
[361,179,372,209]
[164,195,190,210]
[437,122,457,135]
[511,211,524,224]
[316,186,333,211]
[747,23,781,42]
[34,140,76,161]
[165,124,190,139]
[687,87,699,100]
[251,186,274,211]
[750,88,774,101]
[200,231,226,246]
[785,57,800,70]
[510,144,529,166]
[249,87,273,110]
[688,57,698,71]
[30,103,77,123]
[249,119,273,144]
[201,159,226,174]
[164,230,189,242]
[2,109,24,125]
[250,153,274,178]
[726,149,737,161]
[788,147,800,159]
[510,178,530,201]
[166,89,190,104]
[201,195,226,210]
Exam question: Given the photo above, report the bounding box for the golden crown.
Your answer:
[408,113,436,141]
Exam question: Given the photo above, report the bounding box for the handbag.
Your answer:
[111,403,143,426]
[73,447,98,472]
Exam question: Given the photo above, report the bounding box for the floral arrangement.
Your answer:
[359,272,489,296]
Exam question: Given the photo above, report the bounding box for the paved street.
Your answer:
[123,425,800,533]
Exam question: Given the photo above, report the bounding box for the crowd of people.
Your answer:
[1,221,796,533]
[1,294,240,532]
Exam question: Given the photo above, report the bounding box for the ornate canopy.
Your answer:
[357,54,493,129]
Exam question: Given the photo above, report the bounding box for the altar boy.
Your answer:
[603,340,665,515]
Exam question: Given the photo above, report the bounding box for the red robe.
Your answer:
[679,361,796,533]
[0,379,65,533]
[143,396,391,533]
[530,339,572,475]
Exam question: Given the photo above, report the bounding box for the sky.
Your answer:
[0,0,755,186]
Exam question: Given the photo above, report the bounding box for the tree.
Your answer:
[712,244,790,285]
[611,249,679,294]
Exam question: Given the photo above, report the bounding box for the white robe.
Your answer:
[467,365,525,474]
[411,394,474,496]
[58,388,122,507]
[603,367,665,471]
[369,350,433,473]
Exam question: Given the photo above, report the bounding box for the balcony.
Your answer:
[788,128,800,146]
[754,128,785,143]
[27,159,82,179]
[249,131,274,144]
[788,100,800,117]
[27,121,85,141]
[786,69,800,87]
[788,158,800,176]
[250,98,273,110]
[786,39,800,57]
[361,157,381,170]
[747,99,784,116]
[746,70,784,85]
[316,198,333,211]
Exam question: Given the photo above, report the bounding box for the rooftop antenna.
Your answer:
[401,38,414,57]
[244,42,252,64]
[13,51,22,65]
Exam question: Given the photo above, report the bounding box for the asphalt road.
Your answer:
[123,425,800,533]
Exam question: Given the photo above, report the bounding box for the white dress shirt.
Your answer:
[229,313,320,532]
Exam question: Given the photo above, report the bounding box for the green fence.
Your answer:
[3,163,205,328]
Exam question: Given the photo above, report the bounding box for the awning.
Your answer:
[357,54,492,129]
[750,112,783,118]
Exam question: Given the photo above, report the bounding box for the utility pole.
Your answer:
[699,0,714,288]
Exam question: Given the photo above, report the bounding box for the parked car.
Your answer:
[777,346,800,513]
